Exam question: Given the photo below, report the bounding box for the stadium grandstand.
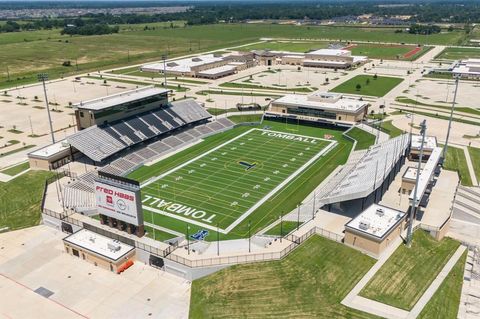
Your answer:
[63,117,235,213]
[316,134,410,215]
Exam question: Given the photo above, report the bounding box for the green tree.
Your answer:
[356,84,361,91]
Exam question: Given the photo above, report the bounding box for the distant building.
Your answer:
[269,91,368,123]
[253,49,367,69]
[141,52,254,79]
[452,59,480,79]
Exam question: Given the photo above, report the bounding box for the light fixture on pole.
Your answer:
[37,73,55,143]
[442,75,459,161]
[406,119,426,247]
[162,54,168,88]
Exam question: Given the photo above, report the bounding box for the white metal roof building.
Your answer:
[346,204,406,239]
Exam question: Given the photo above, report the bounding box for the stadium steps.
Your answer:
[452,186,480,224]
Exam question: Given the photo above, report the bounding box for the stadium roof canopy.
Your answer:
[318,134,410,204]
[73,86,169,111]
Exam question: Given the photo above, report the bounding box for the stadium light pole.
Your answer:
[187,224,190,255]
[217,223,220,256]
[407,120,426,247]
[162,54,168,88]
[37,73,55,144]
[442,76,459,161]
[279,214,283,242]
[296,203,300,230]
[248,220,251,253]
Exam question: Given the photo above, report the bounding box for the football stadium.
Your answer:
[2,18,478,316]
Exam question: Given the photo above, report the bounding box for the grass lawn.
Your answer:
[197,89,279,98]
[0,24,465,90]
[417,251,467,319]
[331,75,403,97]
[264,220,299,236]
[468,146,480,183]
[0,170,54,230]
[442,144,473,186]
[395,96,480,116]
[393,107,480,127]
[0,162,30,176]
[189,235,378,319]
[360,230,460,310]
[346,127,376,150]
[377,120,405,138]
[128,119,354,240]
[436,47,480,60]
[219,81,313,93]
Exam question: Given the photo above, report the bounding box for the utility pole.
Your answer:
[37,73,55,143]
[6,65,10,82]
[442,76,459,161]
[186,224,190,255]
[407,120,426,247]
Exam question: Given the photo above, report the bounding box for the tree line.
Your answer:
[1,1,480,35]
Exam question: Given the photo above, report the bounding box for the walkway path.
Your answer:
[342,242,467,319]
[464,146,479,186]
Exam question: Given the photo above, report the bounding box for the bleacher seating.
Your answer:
[63,117,235,211]
[67,99,211,162]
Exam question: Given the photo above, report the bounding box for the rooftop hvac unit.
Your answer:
[359,221,370,230]
[89,236,96,243]
[107,241,121,252]
[376,208,385,217]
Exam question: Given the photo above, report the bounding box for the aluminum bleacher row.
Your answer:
[63,117,235,212]
[67,99,213,162]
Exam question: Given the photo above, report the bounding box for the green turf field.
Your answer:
[141,128,334,233]
[331,75,403,97]
[436,47,480,60]
[189,235,378,319]
[238,40,329,52]
[129,119,354,240]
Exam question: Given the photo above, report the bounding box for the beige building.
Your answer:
[254,49,368,69]
[63,229,136,273]
[410,135,437,161]
[344,204,406,258]
[269,91,368,123]
[28,140,76,170]
[401,166,418,195]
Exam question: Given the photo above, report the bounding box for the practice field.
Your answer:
[141,128,335,234]
[349,43,430,61]
[331,75,403,97]
[435,47,480,60]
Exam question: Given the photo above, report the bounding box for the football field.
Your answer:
[141,128,336,234]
